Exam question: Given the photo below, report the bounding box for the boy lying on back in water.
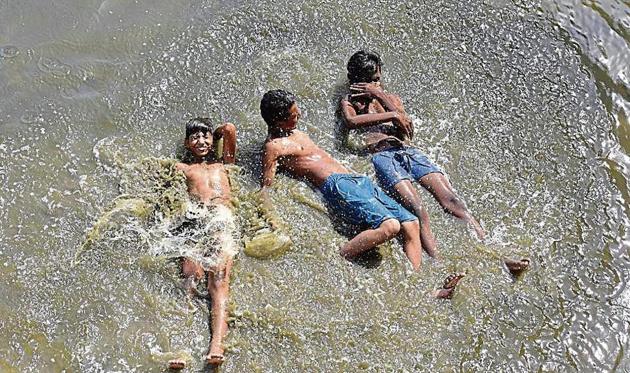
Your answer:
[167,118,237,369]
[339,50,529,275]
[259,89,465,298]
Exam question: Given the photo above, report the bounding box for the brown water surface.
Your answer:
[1,0,629,371]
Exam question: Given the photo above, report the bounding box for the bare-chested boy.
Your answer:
[167,118,237,369]
[259,89,465,297]
[339,50,530,275]
[339,50,486,257]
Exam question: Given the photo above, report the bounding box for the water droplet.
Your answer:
[0,45,19,59]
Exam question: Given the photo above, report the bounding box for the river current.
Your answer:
[1,0,629,371]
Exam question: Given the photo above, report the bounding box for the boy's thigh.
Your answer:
[372,151,412,190]
[406,148,442,180]
[328,175,397,229]
[372,184,417,224]
[208,256,233,283]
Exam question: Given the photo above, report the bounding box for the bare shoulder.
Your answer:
[175,162,188,172]
[264,137,283,151]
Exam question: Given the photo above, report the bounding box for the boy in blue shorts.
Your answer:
[339,50,486,259]
[259,89,465,297]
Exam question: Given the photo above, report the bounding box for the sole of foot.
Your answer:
[168,359,186,370]
[206,353,225,366]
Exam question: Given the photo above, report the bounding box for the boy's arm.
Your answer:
[351,83,400,112]
[213,122,237,164]
[340,98,401,130]
[348,84,414,139]
[259,141,281,228]
[387,94,414,139]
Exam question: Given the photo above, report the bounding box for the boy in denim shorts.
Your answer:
[339,50,486,259]
[259,89,465,297]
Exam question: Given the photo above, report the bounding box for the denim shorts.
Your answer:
[320,173,417,229]
[372,146,442,190]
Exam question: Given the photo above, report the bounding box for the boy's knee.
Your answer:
[452,197,471,214]
[379,219,401,238]
[401,219,420,234]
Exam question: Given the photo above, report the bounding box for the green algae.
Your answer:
[287,186,327,213]
[237,188,295,259]
[244,231,292,259]
[76,157,296,264]
[117,157,189,220]
[75,196,152,263]
[75,158,189,264]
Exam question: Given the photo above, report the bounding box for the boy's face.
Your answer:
[354,66,382,84]
[185,131,213,158]
[368,67,381,83]
[276,103,301,131]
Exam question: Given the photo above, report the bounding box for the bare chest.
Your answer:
[353,99,385,114]
[185,164,228,190]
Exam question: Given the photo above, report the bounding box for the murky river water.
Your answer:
[1,0,629,371]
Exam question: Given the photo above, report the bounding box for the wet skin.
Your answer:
[339,68,486,250]
[171,122,237,367]
[261,103,423,270]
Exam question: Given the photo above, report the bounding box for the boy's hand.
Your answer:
[392,112,414,140]
[350,82,383,99]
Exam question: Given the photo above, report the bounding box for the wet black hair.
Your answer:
[185,117,214,138]
[347,50,382,83]
[260,89,297,127]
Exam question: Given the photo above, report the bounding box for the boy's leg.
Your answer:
[398,219,422,270]
[392,179,438,258]
[419,173,485,240]
[339,218,400,259]
[181,257,205,297]
[206,256,233,365]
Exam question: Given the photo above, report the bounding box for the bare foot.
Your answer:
[168,359,186,370]
[504,258,530,277]
[433,272,466,299]
[206,342,225,366]
[206,353,225,366]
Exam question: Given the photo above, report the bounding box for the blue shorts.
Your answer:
[320,174,417,229]
[372,146,442,190]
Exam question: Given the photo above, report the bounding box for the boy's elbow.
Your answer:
[343,118,359,130]
[222,122,236,134]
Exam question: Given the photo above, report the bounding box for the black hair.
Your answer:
[260,89,297,127]
[185,117,214,138]
[347,50,382,83]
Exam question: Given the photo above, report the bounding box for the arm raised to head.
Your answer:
[340,89,414,140]
[213,122,237,164]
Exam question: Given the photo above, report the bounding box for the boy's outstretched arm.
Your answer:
[214,122,237,164]
[259,141,281,228]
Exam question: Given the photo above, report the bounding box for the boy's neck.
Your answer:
[268,128,294,138]
[188,154,218,164]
